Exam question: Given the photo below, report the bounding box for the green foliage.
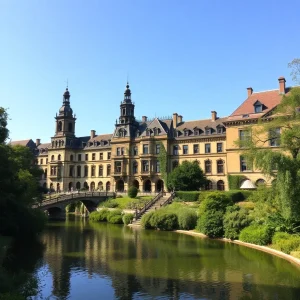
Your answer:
[177,209,197,230]
[239,225,273,246]
[0,107,9,144]
[265,214,300,234]
[199,192,232,215]
[107,209,123,224]
[122,213,134,225]
[127,186,138,198]
[271,232,300,254]
[223,206,252,240]
[227,175,246,190]
[168,160,206,191]
[175,191,200,202]
[89,209,110,222]
[199,190,253,203]
[151,213,178,231]
[158,142,168,186]
[100,199,119,208]
[141,212,155,229]
[197,210,224,238]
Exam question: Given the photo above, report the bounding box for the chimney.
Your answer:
[142,116,148,122]
[36,138,41,146]
[177,115,183,124]
[172,113,178,128]
[211,111,217,122]
[90,130,96,139]
[278,77,286,94]
[247,87,253,97]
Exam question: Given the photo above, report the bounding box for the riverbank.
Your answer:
[175,230,300,268]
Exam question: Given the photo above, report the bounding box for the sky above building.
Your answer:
[0,0,299,143]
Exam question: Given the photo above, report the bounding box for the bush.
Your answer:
[101,199,119,208]
[89,209,109,222]
[177,209,197,230]
[154,213,178,231]
[122,213,134,225]
[239,225,273,245]
[141,212,155,229]
[199,192,232,215]
[197,210,224,238]
[128,186,138,198]
[271,232,300,254]
[107,209,123,224]
[175,191,200,202]
[223,206,252,240]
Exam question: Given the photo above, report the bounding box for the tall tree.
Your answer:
[288,58,300,84]
[238,87,300,220]
[167,160,206,191]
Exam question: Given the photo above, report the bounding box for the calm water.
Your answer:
[23,217,300,299]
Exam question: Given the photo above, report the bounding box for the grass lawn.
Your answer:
[100,196,153,209]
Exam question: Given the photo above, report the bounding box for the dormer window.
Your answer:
[217,126,225,134]
[118,129,126,137]
[184,129,189,136]
[205,128,211,135]
[146,129,150,136]
[254,100,264,113]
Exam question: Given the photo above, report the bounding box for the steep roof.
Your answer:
[9,139,33,147]
[227,88,291,121]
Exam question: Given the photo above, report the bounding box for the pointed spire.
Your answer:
[123,82,132,103]
[63,87,70,103]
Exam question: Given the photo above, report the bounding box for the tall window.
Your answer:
[58,154,61,161]
[269,128,281,147]
[155,161,160,173]
[143,144,149,154]
[205,143,211,153]
[117,147,121,156]
[69,166,74,177]
[133,146,138,156]
[156,144,160,154]
[92,153,96,160]
[239,130,250,144]
[78,154,82,161]
[99,153,103,160]
[183,145,188,154]
[217,160,224,174]
[193,144,199,154]
[51,155,54,161]
[240,156,251,171]
[142,160,149,172]
[133,162,138,174]
[173,145,179,155]
[85,153,88,161]
[107,152,111,159]
[217,143,223,153]
[115,161,122,173]
[99,165,103,176]
[77,166,81,177]
[91,166,96,176]
[205,160,212,174]
[107,165,111,176]
[84,165,88,177]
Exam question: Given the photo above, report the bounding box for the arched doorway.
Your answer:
[156,179,164,192]
[76,182,81,190]
[50,183,54,191]
[84,182,89,190]
[205,180,213,190]
[256,179,266,186]
[56,183,60,193]
[98,181,103,191]
[106,182,111,191]
[69,182,73,191]
[116,180,124,192]
[90,181,95,191]
[132,180,139,190]
[144,179,151,192]
[217,180,225,191]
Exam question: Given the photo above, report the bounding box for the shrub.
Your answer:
[128,186,138,198]
[122,213,134,225]
[197,210,224,238]
[141,212,155,229]
[177,209,197,230]
[89,209,109,222]
[239,225,273,245]
[226,191,245,203]
[199,192,232,215]
[154,213,178,231]
[223,206,252,240]
[107,209,123,224]
[101,199,119,208]
[199,190,253,203]
[271,232,300,254]
[116,195,123,198]
[175,191,200,202]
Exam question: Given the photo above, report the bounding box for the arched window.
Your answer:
[76,182,81,190]
[91,166,96,177]
[217,160,224,174]
[84,165,88,177]
[51,155,55,161]
[107,165,111,176]
[205,180,212,190]
[217,180,225,191]
[58,154,61,161]
[133,162,138,174]
[98,181,103,190]
[106,181,111,191]
[99,165,103,176]
[58,121,62,131]
[205,160,211,174]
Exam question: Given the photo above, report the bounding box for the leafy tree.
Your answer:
[128,186,138,198]
[167,160,206,191]
[288,58,300,84]
[237,86,300,220]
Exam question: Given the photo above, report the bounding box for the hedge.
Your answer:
[89,209,109,222]
[271,232,300,254]
[122,213,134,225]
[197,210,224,238]
[175,191,200,202]
[198,190,253,203]
[239,225,273,246]
[128,186,138,198]
[227,175,247,190]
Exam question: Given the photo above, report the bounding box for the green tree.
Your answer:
[288,58,300,84]
[167,160,206,191]
[237,86,300,220]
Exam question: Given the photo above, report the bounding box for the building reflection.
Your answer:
[40,217,300,300]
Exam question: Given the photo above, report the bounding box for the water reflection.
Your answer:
[36,216,300,300]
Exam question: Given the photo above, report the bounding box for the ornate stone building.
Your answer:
[11,76,293,192]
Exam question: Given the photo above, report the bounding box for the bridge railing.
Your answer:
[34,191,116,208]
[160,192,176,207]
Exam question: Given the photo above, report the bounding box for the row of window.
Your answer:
[177,126,225,137]
[172,160,225,174]
[174,143,223,155]
[239,128,281,147]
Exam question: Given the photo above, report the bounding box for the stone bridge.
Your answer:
[34,191,116,219]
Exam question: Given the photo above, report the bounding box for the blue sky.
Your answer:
[1,0,299,143]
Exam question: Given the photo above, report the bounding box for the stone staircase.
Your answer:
[130,193,173,227]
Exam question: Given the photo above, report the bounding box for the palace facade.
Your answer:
[11,77,292,192]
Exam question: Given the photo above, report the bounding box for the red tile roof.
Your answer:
[9,139,32,146]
